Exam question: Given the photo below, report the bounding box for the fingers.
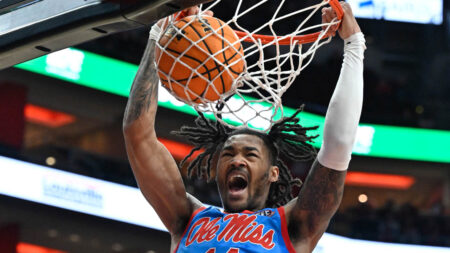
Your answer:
[322,7,336,21]
[153,5,213,38]
[321,7,339,34]
[203,10,214,17]
[183,6,213,17]
[321,1,361,40]
[156,16,169,30]
[185,6,199,16]
[335,1,361,40]
[339,1,354,18]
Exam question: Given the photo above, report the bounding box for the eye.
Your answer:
[221,153,232,157]
[247,153,258,157]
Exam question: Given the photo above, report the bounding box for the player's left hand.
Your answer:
[322,1,361,40]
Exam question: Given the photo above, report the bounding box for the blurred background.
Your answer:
[0,0,449,252]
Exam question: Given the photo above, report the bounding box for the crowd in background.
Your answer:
[330,200,450,247]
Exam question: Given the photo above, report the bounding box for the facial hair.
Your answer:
[241,169,270,212]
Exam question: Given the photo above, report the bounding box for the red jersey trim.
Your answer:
[222,209,254,214]
[278,206,297,253]
[173,206,207,253]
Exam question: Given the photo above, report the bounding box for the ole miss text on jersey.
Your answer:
[174,206,296,253]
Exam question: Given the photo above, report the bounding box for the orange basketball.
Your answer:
[155,15,245,104]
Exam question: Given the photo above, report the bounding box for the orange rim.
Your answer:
[235,0,343,45]
[175,0,343,45]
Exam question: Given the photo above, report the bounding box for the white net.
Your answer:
[155,0,342,131]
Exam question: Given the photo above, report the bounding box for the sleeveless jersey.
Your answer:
[174,206,296,253]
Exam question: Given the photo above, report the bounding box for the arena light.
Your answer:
[346,0,443,25]
[15,48,136,97]
[25,104,76,127]
[346,172,415,190]
[158,138,204,160]
[14,48,450,163]
[17,242,67,253]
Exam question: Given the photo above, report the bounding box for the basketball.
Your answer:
[155,15,245,104]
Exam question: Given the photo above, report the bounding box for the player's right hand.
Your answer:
[156,6,214,30]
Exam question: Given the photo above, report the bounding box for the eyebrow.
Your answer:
[222,146,234,152]
[244,146,259,152]
[222,145,260,152]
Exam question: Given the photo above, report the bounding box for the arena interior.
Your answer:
[0,0,449,252]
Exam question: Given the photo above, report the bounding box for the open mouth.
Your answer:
[227,174,248,193]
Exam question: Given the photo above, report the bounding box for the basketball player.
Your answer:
[123,2,365,252]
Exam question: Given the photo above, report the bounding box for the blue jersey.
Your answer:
[174,206,296,253]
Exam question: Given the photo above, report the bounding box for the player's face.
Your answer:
[216,134,279,213]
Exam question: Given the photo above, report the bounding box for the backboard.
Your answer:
[0,0,209,70]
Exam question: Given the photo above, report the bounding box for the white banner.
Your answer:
[0,155,165,231]
[346,0,443,25]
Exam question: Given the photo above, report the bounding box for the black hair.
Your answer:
[172,105,318,207]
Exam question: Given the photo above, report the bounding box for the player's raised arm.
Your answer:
[122,8,204,237]
[286,2,366,251]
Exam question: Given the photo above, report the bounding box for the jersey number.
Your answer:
[206,248,239,253]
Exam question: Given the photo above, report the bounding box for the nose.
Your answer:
[230,155,247,169]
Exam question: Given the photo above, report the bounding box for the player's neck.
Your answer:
[223,202,267,213]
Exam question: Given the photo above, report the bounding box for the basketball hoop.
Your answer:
[155,0,343,131]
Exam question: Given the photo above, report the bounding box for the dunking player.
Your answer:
[123,2,365,252]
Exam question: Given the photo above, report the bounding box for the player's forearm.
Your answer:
[317,32,366,171]
[123,39,159,132]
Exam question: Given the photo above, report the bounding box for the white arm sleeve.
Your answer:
[317,32,366,171]
[149,23,162,41]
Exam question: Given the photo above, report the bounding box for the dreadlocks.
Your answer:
[172,105,318,208]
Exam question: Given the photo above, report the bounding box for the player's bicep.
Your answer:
[124,131,193,235]
[287,159,346,246]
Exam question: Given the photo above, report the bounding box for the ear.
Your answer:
[269,166,279,182]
